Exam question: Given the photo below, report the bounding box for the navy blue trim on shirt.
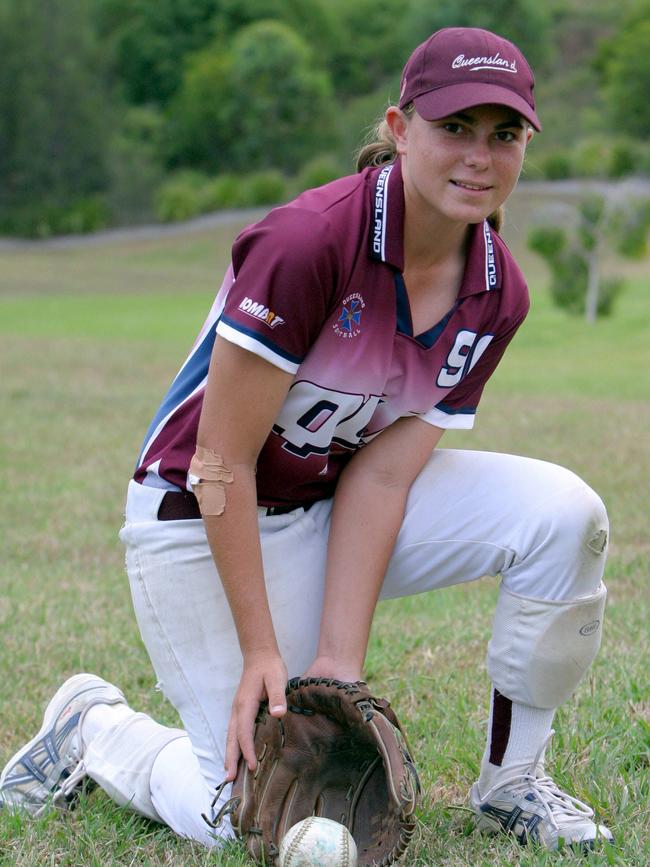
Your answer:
[137,324,216,466]
[394,273,412,335]
[219,315,304,365]
[394,274,462,349]
[417,305,458,348]
[435,401,477,415]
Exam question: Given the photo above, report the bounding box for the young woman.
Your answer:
[1,27,612,851]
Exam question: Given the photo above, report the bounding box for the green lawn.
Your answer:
[0,218,648,866]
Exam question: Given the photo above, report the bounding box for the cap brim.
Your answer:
[412,82,541,131]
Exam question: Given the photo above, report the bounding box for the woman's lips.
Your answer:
[451,180,493,192]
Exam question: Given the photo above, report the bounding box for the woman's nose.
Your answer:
[463,138,491,170]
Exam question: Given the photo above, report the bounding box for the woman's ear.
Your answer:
[385,106,409,155]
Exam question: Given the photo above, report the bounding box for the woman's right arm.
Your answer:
[195,335,294,780]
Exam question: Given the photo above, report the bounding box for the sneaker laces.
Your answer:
[50,759,87,811]
[480,730,595,832]
[49,731,87,813]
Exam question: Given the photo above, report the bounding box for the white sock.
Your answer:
[81,702,134,749]
[150,737,234,846]
[478,687,555,797]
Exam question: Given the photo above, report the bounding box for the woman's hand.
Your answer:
[224,651,288,781]
[302,655,363,684]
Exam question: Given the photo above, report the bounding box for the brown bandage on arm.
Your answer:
[188,446,234,516]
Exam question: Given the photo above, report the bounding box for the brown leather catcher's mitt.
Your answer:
[205,677,420,866]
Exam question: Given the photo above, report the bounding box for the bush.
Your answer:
[0,197,110,238]
[239,170,288,206]
[107,136,165,225]
[531,138,650,182]
[197,174,243,211]
[605,139,650,178]
[198,171,287,212]
[598,277,625,316]
[59,197,111,235]
[636,146,650,177]
[154,169,287,222]
[539,151,573,180]
[613,200,650,258]
[154,171,207,222]
[546,249,589,315]
[572,139,610,178]
[608,141,637,179]
[528,226,566,257]
[295,155,342,191]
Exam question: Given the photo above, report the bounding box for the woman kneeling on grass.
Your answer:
[1,26,613,853]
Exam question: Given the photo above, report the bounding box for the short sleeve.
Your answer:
[423,303,529,430]
[216,207,340,373]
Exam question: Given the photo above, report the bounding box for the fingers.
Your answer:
[267,672,287,718]
[225,694,259,776]
[225,656,288,777]
[238,694,260,771]
[224,716,240,781]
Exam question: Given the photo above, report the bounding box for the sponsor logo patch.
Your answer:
[238,297,285,329]
[333,292,365,338]
[579,620,600,636]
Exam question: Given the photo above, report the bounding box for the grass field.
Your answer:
[0,206,648,866]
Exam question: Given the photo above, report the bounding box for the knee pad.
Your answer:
[487,583,607,708]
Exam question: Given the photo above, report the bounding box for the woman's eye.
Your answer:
[443,123,464,134]
[496,130,517,142]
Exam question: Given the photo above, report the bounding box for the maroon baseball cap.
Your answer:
[399,27,541,131]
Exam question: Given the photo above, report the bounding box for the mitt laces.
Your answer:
[480,731,594,831]
[202,778,240,830]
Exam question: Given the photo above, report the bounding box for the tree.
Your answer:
[322,0,410,97]
[400,0,553,73]
[0,0,110,213]
[230,20,335,171]
[166,20,335,173]
[528,191,650,321]
[97,0,221,105]
[210,0,403,98]
[163,49,233,171]
[599,7,650,138]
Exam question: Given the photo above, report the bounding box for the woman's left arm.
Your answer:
[304,416,445,682]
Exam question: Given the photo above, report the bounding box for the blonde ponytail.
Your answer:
[355,117,397,171]
[356,103,415,172]
[487,206,504,233]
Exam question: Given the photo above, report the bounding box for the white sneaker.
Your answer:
[0,673,126,816]
[471,734,613,849]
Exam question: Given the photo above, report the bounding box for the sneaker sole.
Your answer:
[0,673,125,810]
[469,782,614,849]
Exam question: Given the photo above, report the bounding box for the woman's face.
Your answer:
[391,104,532,226]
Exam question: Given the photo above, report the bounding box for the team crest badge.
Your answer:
[333,292,365,338]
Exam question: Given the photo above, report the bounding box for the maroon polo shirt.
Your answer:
[135,159,529,505]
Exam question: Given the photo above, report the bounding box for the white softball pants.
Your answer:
[108,449,607,845]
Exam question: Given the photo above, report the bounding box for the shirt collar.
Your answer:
[368,159,405,271]
[460,219,502,295]
[368,159,501,294]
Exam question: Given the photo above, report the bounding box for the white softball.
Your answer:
[278,816,358,867]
